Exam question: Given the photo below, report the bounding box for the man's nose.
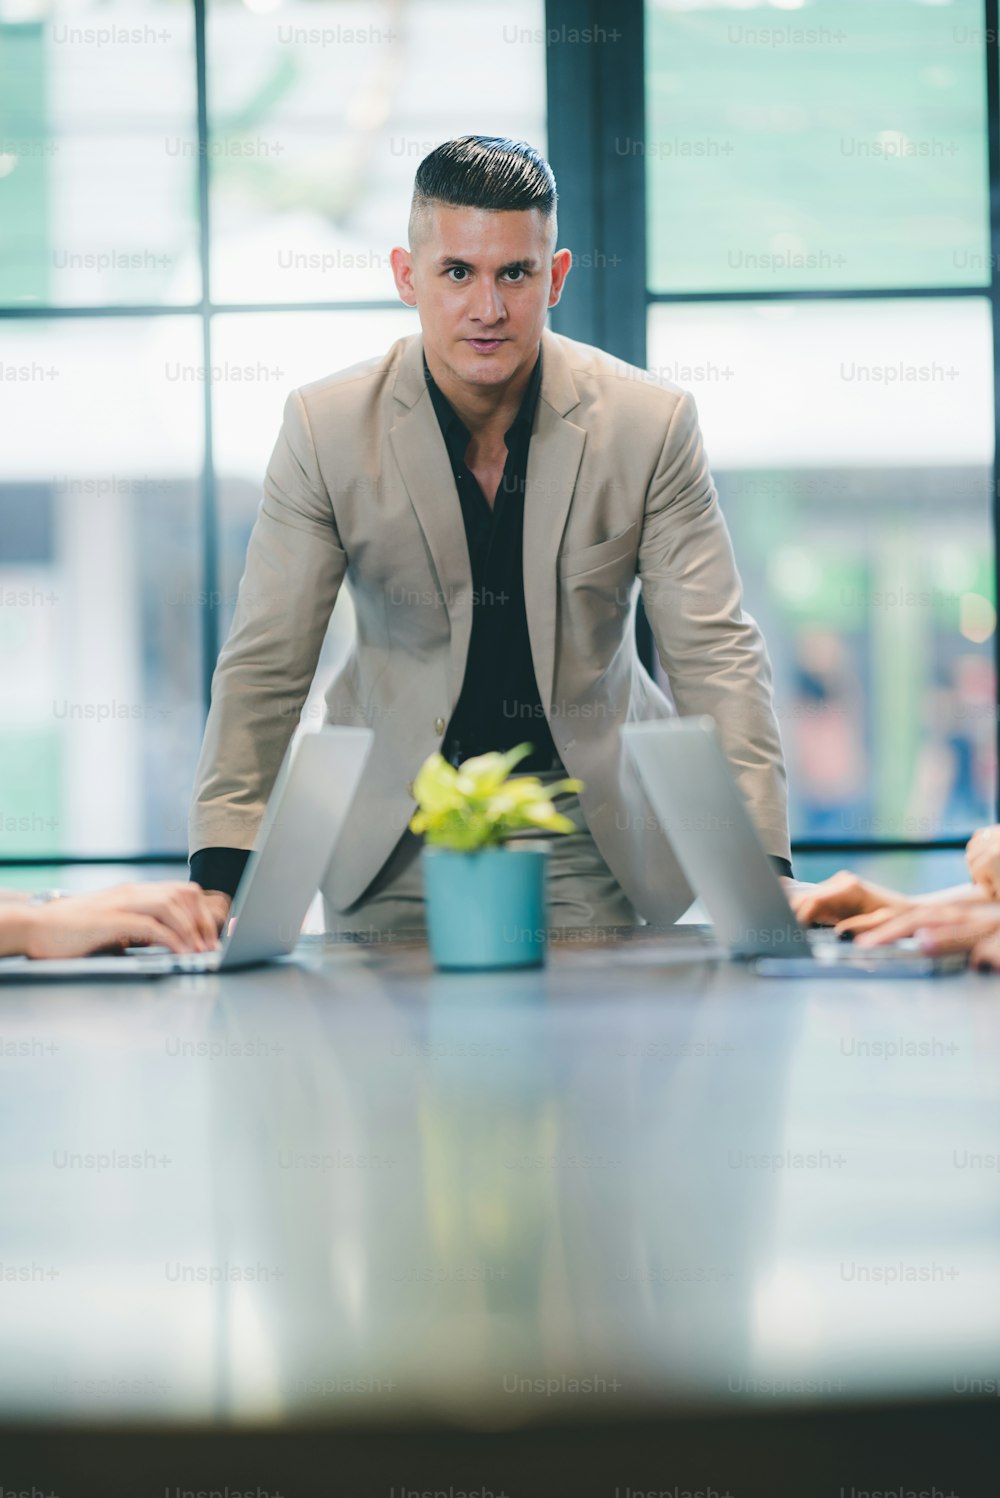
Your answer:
[472,282,506,325]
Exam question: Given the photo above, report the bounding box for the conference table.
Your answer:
[1,925,998,1497]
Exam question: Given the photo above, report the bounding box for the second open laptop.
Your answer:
[0,726,374,981]
[622,718,966,977]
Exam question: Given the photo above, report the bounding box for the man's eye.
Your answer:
[447,267,469,282]
[504,268,525,282]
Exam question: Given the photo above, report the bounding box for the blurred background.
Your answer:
[0,0,995,883]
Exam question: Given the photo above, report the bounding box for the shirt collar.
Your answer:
[423,346,543,449]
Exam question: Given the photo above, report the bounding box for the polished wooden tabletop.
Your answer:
[1,927,998,1495]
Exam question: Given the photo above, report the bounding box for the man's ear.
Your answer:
[390,246,417,307]
[548,247,573,309]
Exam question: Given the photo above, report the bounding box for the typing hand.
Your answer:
[850,900,1000,954]
[787,870,911,928]
[24,882,219,959]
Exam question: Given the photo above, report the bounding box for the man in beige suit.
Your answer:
[189,136,790,936]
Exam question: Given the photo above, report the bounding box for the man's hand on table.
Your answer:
[21,882,220,960]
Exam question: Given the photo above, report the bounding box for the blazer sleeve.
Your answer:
[636,388,791,862]
[188,387,348,855]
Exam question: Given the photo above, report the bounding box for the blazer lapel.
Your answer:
[389,334,474,707]
[523,330,586,713]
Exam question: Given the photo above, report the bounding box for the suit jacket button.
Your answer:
[434,716,445,735]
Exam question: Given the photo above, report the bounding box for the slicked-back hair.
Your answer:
[409,136,557,245]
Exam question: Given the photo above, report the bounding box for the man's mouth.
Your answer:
[466,338,506,352]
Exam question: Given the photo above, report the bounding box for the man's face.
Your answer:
[391,204,571,392]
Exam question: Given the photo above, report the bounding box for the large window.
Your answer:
[0,0,546,857]
[645,0,996,842]
[1,0,997,861]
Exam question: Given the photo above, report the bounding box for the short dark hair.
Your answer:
[410,135,557,243]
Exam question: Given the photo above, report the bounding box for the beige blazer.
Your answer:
[189,328,789,924]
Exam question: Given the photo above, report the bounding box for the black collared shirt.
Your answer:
[424,348,556,775]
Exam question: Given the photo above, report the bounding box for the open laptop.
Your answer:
[622,718,966,977]
[0,726,373,981]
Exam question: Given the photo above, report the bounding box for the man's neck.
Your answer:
[425,343,539,443]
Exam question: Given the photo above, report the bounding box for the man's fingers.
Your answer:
[111,914,187,954]
[135,892,203,951]
[126,884,217,951]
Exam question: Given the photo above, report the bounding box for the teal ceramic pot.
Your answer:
[421,842,550,970]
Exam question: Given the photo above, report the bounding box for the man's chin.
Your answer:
[454,344,518,382]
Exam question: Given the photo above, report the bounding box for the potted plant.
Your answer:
[409,743,584,970]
